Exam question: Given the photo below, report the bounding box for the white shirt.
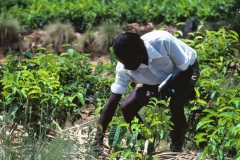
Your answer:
[111,30,197,94]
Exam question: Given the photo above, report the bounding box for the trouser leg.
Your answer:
[170,59,200,147]
[169,83,194,146]
[121,87,144,124]
[121,85,158,139]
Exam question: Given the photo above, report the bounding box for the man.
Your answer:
[93,30,200,154]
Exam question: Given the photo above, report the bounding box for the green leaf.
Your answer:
[93,91,99,101]
[10,105,19,117]
[28,60,40,66]
[38,70,49,76]
[21,89,27,98]
[195,99,207,105]
[176,22,185,26]
[236,140,240,153]
[3,84,12,89]
[126,134,136,146]
[108,125,121,148]
[229,98,240,108]
[22,66,27,70]
[156,99,167,105]
[194,133,207,139]
[68,96,75,103]
[62,44,71,47]
[40,98,49,104]
[134,154,143,159]
[218,106,234,112]
[195,36,203,39]
[28,90,40,95]
[196,119,215,130]
[77,93,85,104]
[229,30,239,37]
[175,30,183,36]
[60,52,68,56]
[119,123,129,128]
[123,149,134,158]
[36,47,46,51]
[227,34,239,41]
[224,139,234,148]
[109,151,123,160]
[195,137,207,146]
[59,93,64,100]
[151,121,162,126]
[69,103,77,107]
[67,49,74,57]
[195,88,200,98]
[208,135,221,143]
[234,128,240,137]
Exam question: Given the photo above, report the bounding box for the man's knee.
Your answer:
[120,101,128,113]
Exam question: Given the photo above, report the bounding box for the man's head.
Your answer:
[113,32,146,70]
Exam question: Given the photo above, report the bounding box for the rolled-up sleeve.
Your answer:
[111,68,131,94]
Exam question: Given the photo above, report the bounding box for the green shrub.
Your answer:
[1,0,237,31]
[0,49,113,138]
[181,25,240,159]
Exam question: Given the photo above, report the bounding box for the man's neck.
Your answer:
[142,52,148,65]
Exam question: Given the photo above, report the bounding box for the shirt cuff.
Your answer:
[177,58,190,71]
[111,83,128,94]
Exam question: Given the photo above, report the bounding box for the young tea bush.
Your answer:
[183,25,240,159]
[107,98,171,160]
[1,0,237,31]
[0,49,113,139]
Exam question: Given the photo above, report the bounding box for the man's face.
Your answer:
[117,53,143,70]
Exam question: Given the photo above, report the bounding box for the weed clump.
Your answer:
[42,22,75,54]
[0,16,21,45]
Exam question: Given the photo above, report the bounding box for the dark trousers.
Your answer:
[121,83,192,145]
[121,60,200,145]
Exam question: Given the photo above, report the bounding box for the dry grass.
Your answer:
[42,22,75,54]
[1,113,234,160]
[0,17,21,45]
[94,21,122,53]
[72,30,97,53]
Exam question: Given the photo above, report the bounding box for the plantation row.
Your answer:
[0,26,240,159]
[0,0,240,159]
[0,0,238,31]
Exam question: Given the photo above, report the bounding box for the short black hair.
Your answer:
[113,32,145,59]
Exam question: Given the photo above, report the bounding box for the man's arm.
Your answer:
[94,92,122,142]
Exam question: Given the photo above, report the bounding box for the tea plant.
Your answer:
[107,98,171,159]
[1,0,237,31]
[0,48,113,140]
[180,24,240,159]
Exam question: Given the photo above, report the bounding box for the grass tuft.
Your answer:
[42,22,75,54]
[0,16,21,45]
[94,21,122,53]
